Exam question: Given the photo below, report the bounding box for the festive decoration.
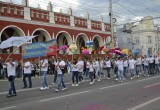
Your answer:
[60,45,68,52]
[69,43,77,54]
[82,49,90,54]
[122,49,129,55]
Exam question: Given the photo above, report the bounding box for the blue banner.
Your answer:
[22,39,57,58]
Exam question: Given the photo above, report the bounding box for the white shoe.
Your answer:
[52,82,56,85]
[98,79,101,81]
[45,87,49,90]
[62,88,67,91]
[75,84,79,86]
[55,89,59,92]
[140,73,141,75]
[131,77,133,80]
[137,75,139,78]
[115,78,118,81]
[82,80,84,82]
[40,87,45,91]
[90,82,93,84]
[107,77,111,80]
[72,84,75,87]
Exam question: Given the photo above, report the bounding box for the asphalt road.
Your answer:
[0,73,160,110]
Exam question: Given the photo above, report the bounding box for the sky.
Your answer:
[1,0,160,27]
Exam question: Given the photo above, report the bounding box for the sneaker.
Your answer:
[52,82,56,85]
[131,77,133,80]
[90,82,93,84]
[12,94,17,96]
[115,78,118,81]
[82,80,84,82]
[107,77,111,80]
[147,75,150,77]
[6,94,11,98]
[72,84,75,87]
[140,73,141,75]
[55,89,59,92]
[75,84,79,86]
[98,79,101,81]
[62,88,67,91]
[137,75,139,78]
[45,87,49,90]
[40,87,45,91]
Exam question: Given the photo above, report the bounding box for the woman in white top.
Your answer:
[85,60,90,78]
[123,57,128,78]
[94,58,101,81]
[89,60,95,84]
[105,57,111,79]
[71,59,79,87]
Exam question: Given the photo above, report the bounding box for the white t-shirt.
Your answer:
[123,60,128,67]
[59,60,66,69]
[77,61,84,72]
[24,61,31,74]
[106,60,111,67]
[6,62,16,77]
[40,59,48,71]
[71,63,78,71]
[155,57,159,64]
[86,62,90,68]
[144,58,149,66]
[117,60,124,71]
[129,59,136,69]
[89,63,94,72]
[137,58,142,65]
[149,57,154,63]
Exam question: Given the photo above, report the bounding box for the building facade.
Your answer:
[119,16,159,56]
[0,0,111,58]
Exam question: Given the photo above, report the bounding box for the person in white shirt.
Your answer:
[155,56,160,73]
[23,59,32,88]
[85,60,90,78]
[117,57,124,82]
[143,55,149,76]
[149,56,155,75]
[77,57,84,83]
[52,58,58,85]
[114,58,119,81]
[5,58,17,97]
[123,57,128,78]
[40,57,49,91]
[128,56,136,79]
[136,56,142,77]
[55,57,67,92]
[89,60,95,84]
[94,58,101,81]
[71,59,79,87]
[105,57,111,79]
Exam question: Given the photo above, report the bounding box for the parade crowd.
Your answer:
[0,55,160,98]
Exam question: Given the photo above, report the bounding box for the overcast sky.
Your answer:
[1,0,160,27]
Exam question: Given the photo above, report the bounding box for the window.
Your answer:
[148,36,152,43]
[127,38,131,43]
[135,38,139,44]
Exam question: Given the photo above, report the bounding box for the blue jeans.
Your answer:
[106,67,111,78]
[118,70,123,80]
[155,64,160,73]
[89,72,94,82]
[130,69,135,78]
[144,65,149,75]
[57,74,66,90]
[136,65,141,75]
[41,71,48,88]
[8,76,16,95]
[78,72,83,82]
[85,68,89,78]
[123,67,128,77]
[72,71,78,84]
[23,74,32,88]
[95,67,100,78]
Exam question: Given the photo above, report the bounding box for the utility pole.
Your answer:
[109,0,114,48]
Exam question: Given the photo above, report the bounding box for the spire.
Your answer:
[68,7,72,15]
[47,1,53,12]
[22,0,29,7]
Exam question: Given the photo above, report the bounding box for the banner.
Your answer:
[22,39,57,58]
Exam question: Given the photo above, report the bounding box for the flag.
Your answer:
[0,36,36,49]
[140,45,143,57]
[152,48,155,57]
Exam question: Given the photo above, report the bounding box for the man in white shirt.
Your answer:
[5,58,17,97]
[149,56,155,75]
[117,57,124,82]
[128,56,136,79]
[155,56,160,73]
[136,56,142,77]
[23,59,32,88]
[40,57,49,91]
[77,57,84,83]
[55,57,67,92]
[143,55,149,76]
